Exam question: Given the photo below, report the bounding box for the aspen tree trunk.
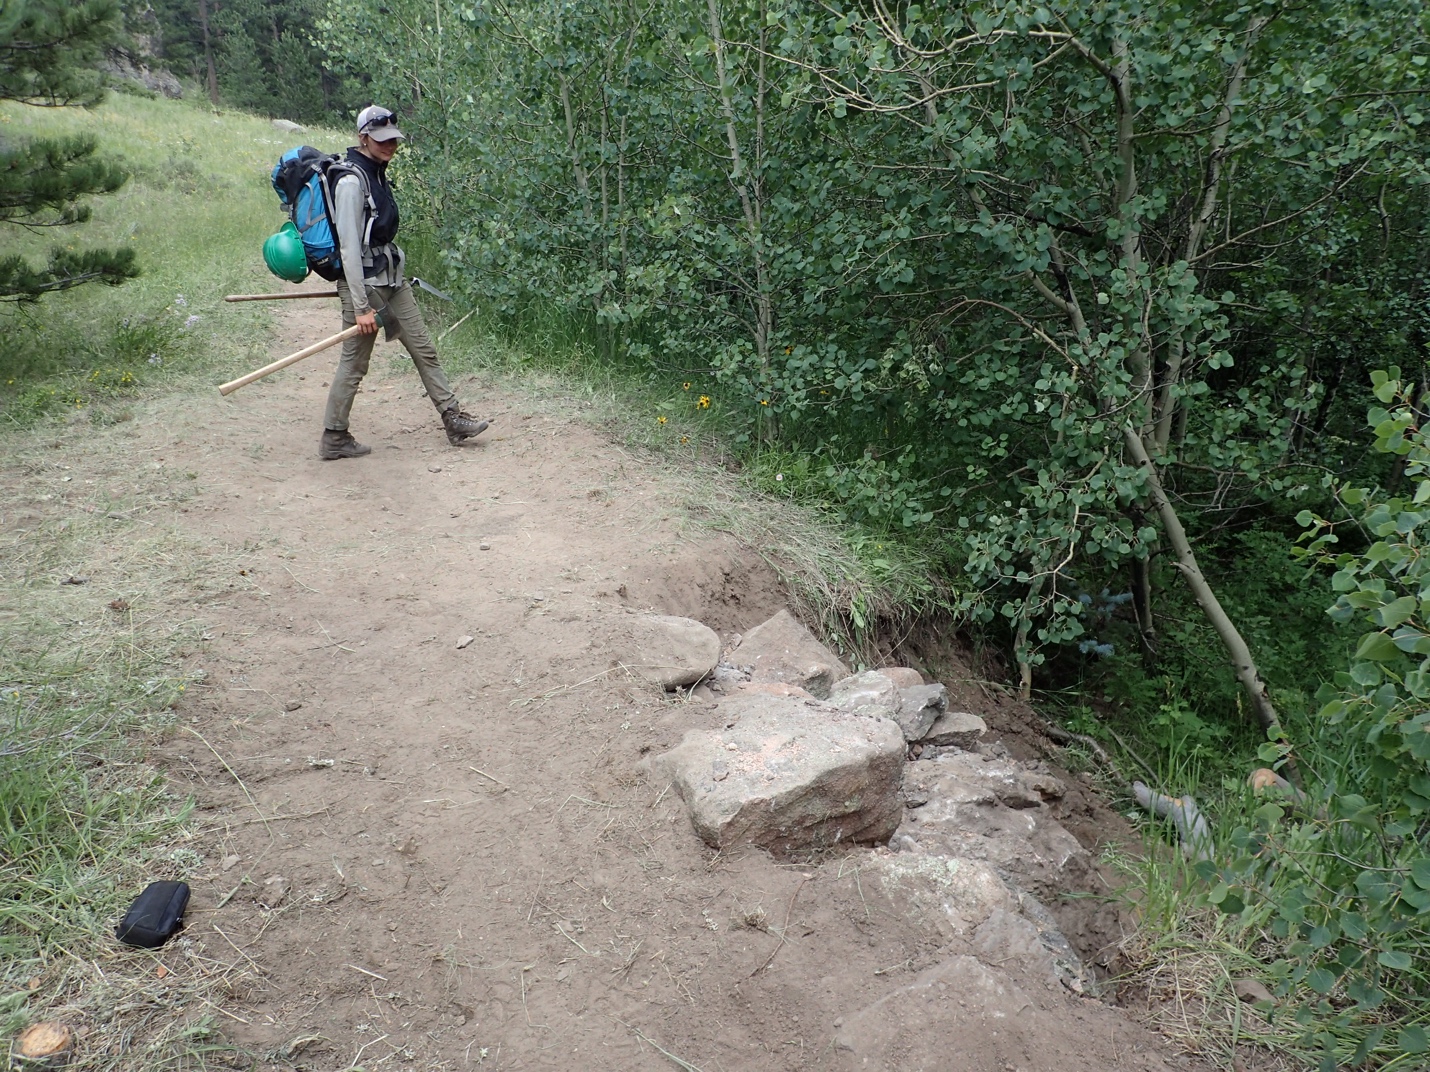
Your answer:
[196,0,218,105]
[1124,428,1284,739]
[707,0,775,442]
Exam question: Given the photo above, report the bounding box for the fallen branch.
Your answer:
[1133,781,1214,862]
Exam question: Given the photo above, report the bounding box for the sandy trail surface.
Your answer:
[14,302,1203,1071]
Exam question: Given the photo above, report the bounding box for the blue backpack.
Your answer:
[270,147,372,282]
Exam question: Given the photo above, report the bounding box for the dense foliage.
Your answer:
[121,0,362,121]
[322,0,1428,701]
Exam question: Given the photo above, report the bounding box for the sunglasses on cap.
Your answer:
[360,111,399,133]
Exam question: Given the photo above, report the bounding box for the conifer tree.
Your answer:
[0,0,139,301]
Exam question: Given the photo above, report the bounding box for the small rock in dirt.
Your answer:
[60,575,90,585]
[107,598,130,612]
[262,875,291,905]
[896,683,947,741]
[220,854,240,871]
[479,541,491,550]
[922,710,987,750]
[692,683,716,702]
[711,663,748,689]
[1232,978,1275,1004]
[13,1021,75,1065]
[644,691,905,855]
[456,635,475,649]
[284,701,302,712]
[614,614,721,689]
[880,666,925,689]
[728,609,850,699]
[428,465,442,473]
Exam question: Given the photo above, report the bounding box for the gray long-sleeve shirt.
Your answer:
[333,172,404,313]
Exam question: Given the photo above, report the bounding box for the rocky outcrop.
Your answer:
[895,752,1089,898]
[727,610,849,699]
[103,48,183,98]
[828,670,901,718]
[830,953,1167,1072]
[897,682,947,742]
[644,691,905,855]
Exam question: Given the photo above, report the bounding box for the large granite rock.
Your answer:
[895,754,1086,897]
[829,670,901,718]
[728,610,849,699]
[644,692,905,855]
[922,710,988,749]
[897,683,947,741]
[830,953,1168,1072]
[615,614,721,688]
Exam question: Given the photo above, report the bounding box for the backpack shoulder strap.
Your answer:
[326,161,379,249]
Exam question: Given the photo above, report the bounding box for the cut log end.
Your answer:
[12,1022,75,1069]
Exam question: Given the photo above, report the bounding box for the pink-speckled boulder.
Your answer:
[645,692,906,855]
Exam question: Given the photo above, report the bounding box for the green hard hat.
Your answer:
[263,222,309,283]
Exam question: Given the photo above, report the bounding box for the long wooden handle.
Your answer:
[224,290,340,302]
[218,324,361,397]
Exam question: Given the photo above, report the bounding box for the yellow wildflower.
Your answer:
[697,395,711,409]
[657,415,668,424]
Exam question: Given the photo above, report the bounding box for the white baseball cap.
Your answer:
[356,105,404,142]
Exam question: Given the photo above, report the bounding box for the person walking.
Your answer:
[319,105,488,460]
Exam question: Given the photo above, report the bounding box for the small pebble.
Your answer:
[428,465,442,473]
[284,701,302,712]
[220,854,240,871]
[479,542,491,551]
[456,635,474,649]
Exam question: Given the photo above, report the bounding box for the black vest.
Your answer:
[345,147,400,247]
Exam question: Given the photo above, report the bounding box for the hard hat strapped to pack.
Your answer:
[267,146,376,282]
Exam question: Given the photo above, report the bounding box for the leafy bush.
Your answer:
[1205,368,1430,1069]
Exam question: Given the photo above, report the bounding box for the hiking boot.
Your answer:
[319,428,372,460]
[441,407,489,446]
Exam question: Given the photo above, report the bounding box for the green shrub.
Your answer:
[1204,368,1430,1069]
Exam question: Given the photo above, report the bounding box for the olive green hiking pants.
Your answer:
[324,280,456,432]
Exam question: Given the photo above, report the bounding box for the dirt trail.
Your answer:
[84,303,1195,1070]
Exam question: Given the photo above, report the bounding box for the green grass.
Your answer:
[0,93,349,423]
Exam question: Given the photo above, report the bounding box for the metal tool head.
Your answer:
[409,277,452,302]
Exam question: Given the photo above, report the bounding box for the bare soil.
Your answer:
[20,303,1207,1070]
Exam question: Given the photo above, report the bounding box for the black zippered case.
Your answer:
[116,881,190,948]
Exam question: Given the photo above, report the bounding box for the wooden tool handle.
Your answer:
[217,323,362,397]
[224,290,340,302]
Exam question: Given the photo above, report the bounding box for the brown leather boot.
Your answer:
[319,429,372,460]
[441,406,489,446]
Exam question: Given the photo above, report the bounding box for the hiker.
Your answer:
[319,105,488,460]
